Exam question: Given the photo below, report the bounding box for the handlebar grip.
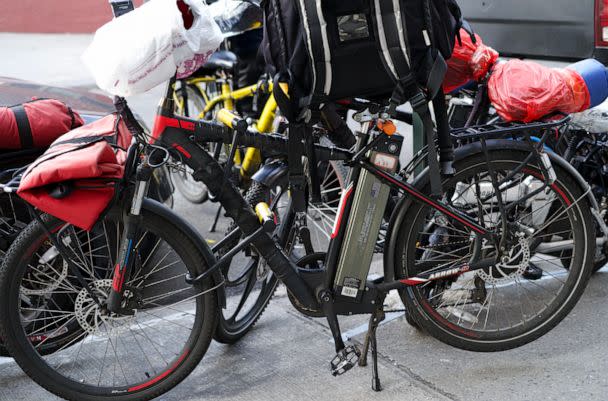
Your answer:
[217,109,248,133]
[255,202,276,232]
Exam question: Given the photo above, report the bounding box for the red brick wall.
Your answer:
[0,0,145,33]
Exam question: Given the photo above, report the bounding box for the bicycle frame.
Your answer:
[150,105,501,303]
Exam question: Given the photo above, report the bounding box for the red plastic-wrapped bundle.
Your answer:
[488,60,591,122]
[443,29,499,94]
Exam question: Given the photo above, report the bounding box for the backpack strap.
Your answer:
[372,0,447,197]
[415,93,443,198]
[372,0,412,83]
[10,105,34,149]
[273,73,309,213]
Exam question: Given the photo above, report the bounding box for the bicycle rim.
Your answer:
[1,211,214,399]
[397,151,593,348]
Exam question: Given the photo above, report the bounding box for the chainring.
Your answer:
[287,252,326,318]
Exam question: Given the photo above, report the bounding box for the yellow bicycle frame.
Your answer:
[174,75,280,179]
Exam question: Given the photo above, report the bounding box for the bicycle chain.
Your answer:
[416,239,471,250]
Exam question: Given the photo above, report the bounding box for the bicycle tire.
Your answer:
[0,205,218,401]
[214,181,279,344]
[392,148,594,351]
[0,191,41,357]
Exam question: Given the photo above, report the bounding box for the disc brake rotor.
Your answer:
[476,235,531,285]
[75,279,133,334]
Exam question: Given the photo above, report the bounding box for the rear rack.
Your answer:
[451,114,571,141]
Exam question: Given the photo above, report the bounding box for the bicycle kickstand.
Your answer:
[209,204,223,233]
[359,303,385,392]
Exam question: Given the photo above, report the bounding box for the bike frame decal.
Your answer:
[172,143,192,159]
[111,238,132,292]
[179,120,195,131]
[151,115,180,142]
[400,264,471,286]
[331,184,353,239]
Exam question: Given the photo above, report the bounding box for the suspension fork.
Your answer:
[106,162,152,314]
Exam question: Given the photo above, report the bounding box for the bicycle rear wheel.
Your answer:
[171,83,211,204]
[0,204,218,401]
[392,148,594,351]
[0,190,34,356]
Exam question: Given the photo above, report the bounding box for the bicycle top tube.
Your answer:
[150,108,354,163]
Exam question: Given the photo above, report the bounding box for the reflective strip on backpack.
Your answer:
[315,0,332,95]
[297,0,333,98]
[374,0,412,83]
[374,0,398,80]
[392,0,411,67]
[297,0,318,96]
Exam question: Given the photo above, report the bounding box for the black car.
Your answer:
[459,0,608,64]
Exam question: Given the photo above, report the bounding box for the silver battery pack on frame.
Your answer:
[334,134,403,302]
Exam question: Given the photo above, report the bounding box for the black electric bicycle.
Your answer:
[0,80,596,400]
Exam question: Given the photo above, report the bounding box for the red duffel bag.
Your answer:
[0,98,84,150]
[18,113,132,230]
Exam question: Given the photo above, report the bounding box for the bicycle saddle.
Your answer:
[196,51,238,75]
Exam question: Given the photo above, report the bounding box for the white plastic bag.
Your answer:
[82,0,222,97]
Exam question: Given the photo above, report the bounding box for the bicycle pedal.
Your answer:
[330,345,361,376]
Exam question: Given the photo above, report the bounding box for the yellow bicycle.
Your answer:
[171,68,278,203]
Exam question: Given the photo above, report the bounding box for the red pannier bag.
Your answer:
[488,60,591,122]
[0,98,85,149]
[443,29,499,94]
[17,114,133,231]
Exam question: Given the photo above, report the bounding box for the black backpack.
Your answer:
[261,0,463,108]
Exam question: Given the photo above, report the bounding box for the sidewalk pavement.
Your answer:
[1,194,607,401]
[1,32,608,401]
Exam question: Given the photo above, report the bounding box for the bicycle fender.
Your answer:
[382,139,597,283]
[142,198,226,308]
[251,160,288,188]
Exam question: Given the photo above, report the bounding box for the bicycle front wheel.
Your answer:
[214,181,280,344]
[392,147,595,351]
[0,204,218,401]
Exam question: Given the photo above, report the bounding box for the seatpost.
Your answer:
[158,76,177,117]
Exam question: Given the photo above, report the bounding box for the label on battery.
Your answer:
[341,277,361,298]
